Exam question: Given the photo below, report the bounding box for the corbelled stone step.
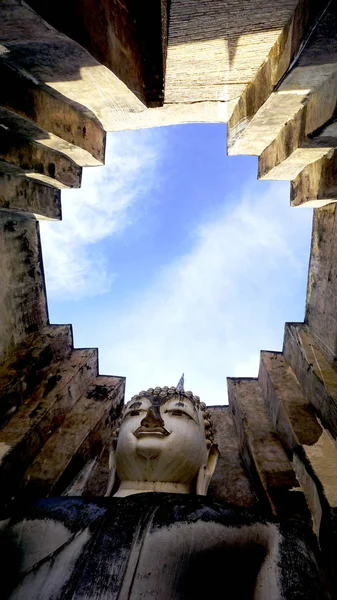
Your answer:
[0,347,98,505]
[258,351,322,450]
[0,0,144,133]
[282,324,337,547]
[208,406,257,507]
[23,376,125,498]
[0,128,82,189]
[0,324,73,426]
[228,1,334,157]
[0,61,105,166]
[258,350,337,544]
[291,148,337,207]
[283,323,337,439]
[282,326,337,588]
[25,0,167,108]
[0,107,103,168]
[228,377,309,520]
[258,132,335,182]
[0,174,61,220]
[257,2,337,182]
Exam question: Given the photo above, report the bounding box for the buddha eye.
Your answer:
[166,409,192,419]
[127,410,140,417]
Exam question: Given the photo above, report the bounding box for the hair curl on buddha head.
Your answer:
[112,386,216,449]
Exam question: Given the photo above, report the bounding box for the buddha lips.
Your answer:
[134,425,171,438]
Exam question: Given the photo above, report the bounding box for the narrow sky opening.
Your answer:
[40,124,313,405]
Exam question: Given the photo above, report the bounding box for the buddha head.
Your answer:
[109,386,219,497]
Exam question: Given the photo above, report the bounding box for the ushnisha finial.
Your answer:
[176,373,185,391]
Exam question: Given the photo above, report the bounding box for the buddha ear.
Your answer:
[104,446,117,497]
[196,444,219,496]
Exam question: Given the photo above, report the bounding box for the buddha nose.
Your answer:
[140,406,165,428]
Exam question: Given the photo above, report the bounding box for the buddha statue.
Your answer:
[0,386,328,600]
[109,386,219,498]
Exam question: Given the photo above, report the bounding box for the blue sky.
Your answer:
[39,124,313,405]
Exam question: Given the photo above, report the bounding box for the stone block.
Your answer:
[291,148,337,207]
[228,377,309,519]
[258,6,337,183]
[0,174,61,220]
[0,348,98,505]
[0,106,103,168]
[258,351,322,450]
[258,348,337,558]
[0,214,48,358]
[258,124,336,183]
[166,0,301,105]
[208,405,257,507]
[23,376,125,497]
[305,205,337,358]
[228,0,321,154]
[0,128,82,188]
[25,0,168,107]
[0,324,73,427]
[0,0,145,130]
[292,450,337,589]
[283,323,337,439]
[0,63,105,165]
[66,441,113,496]
[228,1,336,157]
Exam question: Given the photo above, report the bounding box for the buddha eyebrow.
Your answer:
[129,401,142,409]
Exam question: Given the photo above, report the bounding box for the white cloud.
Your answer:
[40,130,163,299]
[101,183,312,404]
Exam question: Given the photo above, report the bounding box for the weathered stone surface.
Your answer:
[257,2,337,181]
[23,376,125,497]
[292,451,337,590]
[166,0,302,105]
[0,174,61,220]
[291,147,337,207]
[65,442,113,496]
[208,406,257,507]
[228,378,308,519]
[109,101,230,130]
[258,348,337,569]
[283,323,337,439]
[0,62,105,165]
[228,2,333,156]
[0,214,47,359]
[1,494,327,600]
[230,92,311,157]
[306,204,337,359]
[0,348,98,505]
[0,106,103,168]
[0,324,73,427]
[258,128,335,183]
[258,351,322,450]
[0,0,145,131]
[0,5,336,597]
[25,0,168,108]
[227,0,321,153]
[0,128,82,188]
[293,433,337,532]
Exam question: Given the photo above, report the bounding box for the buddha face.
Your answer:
[115,394,209,486]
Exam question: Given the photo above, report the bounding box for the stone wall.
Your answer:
[1,0,337,596]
